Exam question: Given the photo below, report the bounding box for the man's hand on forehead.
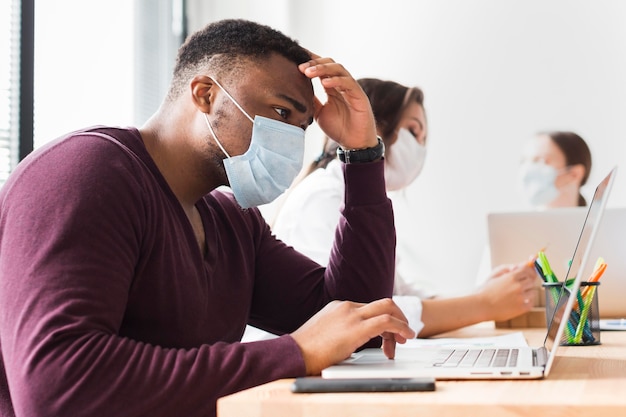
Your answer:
[298,52,378,150]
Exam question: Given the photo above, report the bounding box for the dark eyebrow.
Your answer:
[277,93,314,126]
[277,93,308,114]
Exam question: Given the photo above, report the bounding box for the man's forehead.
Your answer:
[222,54,314,122]
[253,56,312,90]
[256,61,313,96]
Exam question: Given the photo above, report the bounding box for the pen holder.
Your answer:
[543,282,601,346]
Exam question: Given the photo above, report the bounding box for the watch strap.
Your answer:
[337,136,385,163]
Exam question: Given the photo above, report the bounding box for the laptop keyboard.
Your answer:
[434,348,519,368]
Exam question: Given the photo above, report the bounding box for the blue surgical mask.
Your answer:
[203,78,305,209]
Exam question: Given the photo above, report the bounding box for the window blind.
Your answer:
[133,0,185,126]
[0,0,20,186]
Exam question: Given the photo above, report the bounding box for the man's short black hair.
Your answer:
[167,19,311,100]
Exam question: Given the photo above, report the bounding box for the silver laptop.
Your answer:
[488,207,626,319]
[322,167,617,380]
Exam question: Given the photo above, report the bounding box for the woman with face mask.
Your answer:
[250,78,537,339]
[518,131,592,208]
[475,130,593,309]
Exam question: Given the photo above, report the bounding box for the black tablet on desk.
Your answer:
[291,377,436,393]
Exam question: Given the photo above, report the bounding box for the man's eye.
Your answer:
[274,108,289,119]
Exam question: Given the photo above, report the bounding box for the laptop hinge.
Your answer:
[533,347,549,367]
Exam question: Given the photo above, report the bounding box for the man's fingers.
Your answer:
[298,58,367,113]
[299,56,337,69]
[382,336,397,359]
[356,301,416,341]
[381,331,411,359]
[368,314,415,340]
[357,298,407,319]
[312,95,324,118]
[299,59,356,93]
[297,55,376,149]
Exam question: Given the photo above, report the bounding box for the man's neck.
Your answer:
[139,108,224,207]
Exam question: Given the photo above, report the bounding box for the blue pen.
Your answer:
[569,306,595,343]
[566,278,596,343]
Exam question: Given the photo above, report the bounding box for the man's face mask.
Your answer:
[203,78,305,209]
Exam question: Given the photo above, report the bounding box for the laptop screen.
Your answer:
[544,167,617,354]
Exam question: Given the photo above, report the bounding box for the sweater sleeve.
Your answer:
[250,159,395,334]
[328,159,396,301]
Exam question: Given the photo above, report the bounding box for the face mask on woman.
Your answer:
[384,128,426,191]
[518,162,564,207]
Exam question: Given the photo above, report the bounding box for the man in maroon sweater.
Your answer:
[0,19,414,416]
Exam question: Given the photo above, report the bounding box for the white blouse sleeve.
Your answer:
[272,164,344,266]
[391,295,424,336]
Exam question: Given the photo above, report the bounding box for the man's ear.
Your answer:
[190,75,216,113]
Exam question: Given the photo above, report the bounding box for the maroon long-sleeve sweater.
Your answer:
[0,126,395,417]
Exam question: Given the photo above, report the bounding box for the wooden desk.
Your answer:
[218,325,626,417]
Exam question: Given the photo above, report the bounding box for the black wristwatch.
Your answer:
[336,136,385,163]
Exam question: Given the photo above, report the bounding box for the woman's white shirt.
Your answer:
[272,160,344,265]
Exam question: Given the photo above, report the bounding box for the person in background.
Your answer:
[476,130,593,289]
[270,78,537,338]
[518,131,592,208]
[0,20,416,417]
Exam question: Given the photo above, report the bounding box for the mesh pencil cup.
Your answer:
[543,281,601,346]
